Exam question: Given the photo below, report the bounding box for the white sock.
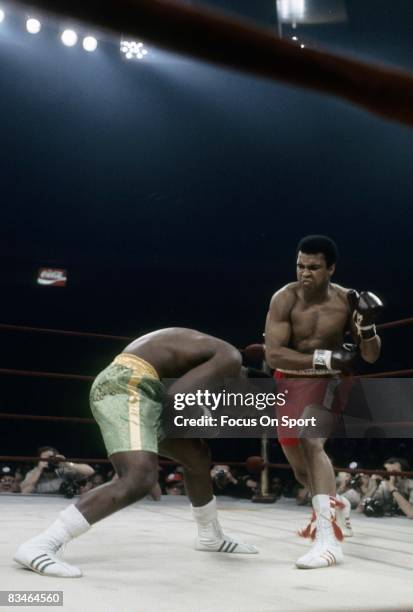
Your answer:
[191,496,217,523]
[32,505,90,550]
[191,497,223,542]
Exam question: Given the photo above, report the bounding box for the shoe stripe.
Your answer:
[324,551,336,565]
[37,558,55,572]
[223,541,232,552]
[218,541,226,552]
[32,555,50,570]
[321,553,332,566]
[31,553,48,567]
[228,543,237,553]
[38,561,56,573]
[326,552,334,565]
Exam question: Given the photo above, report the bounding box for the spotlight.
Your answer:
[120,40,148,60]
[61,29,78,47]
[0,9,4,23]
[26,18,41,34]
[83,36,98,52]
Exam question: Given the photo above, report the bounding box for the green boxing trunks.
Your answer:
[89,353,166,456]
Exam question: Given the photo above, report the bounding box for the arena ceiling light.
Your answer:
[120,40,148,60]
[82,36,98,52]
[26,18,41,34]
[0,8,5,23]
[61,29,78,47]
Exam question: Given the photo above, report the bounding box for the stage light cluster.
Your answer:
[120,40,148,60]
[0,5,150,61]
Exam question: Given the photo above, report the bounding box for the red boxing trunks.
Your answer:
[274,370,353,447]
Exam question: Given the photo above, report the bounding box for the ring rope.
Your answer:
[0,316,412,342]
[0,367,93,382]
[1,455,412,478]
[0,323,130,342]
[0,413,94,424]
[1,366,412,381]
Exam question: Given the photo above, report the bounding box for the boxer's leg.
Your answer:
[279,440,311,490]
[14,451,158,577]
[159,438,213,507]
[295,408,343,569]
[159,438,258,554]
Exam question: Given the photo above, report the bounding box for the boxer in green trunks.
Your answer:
[15,328,258,578]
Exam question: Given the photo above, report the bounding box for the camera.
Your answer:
[349,473,363,489]
[59,480,78,499]
[214,469,229,487]
[363,497,384,517]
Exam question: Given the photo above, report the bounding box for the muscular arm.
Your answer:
[264,289,313,370]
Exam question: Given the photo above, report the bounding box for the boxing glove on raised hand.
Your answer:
[348,289,383,340]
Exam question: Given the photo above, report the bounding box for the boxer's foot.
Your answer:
[195,530,258,554]
[14,540,82,578]
[296,541,343,569]
[296,494,343,570]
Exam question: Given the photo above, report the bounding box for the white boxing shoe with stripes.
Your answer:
[295,540,344,569]
[192,497,258,554]
[14,541,82,578]
[195,520,258,554]
[14,505,90,578]
[296,494,344,569]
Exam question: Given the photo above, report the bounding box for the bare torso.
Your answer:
[288,282,351,353]
[123,328,237,378]
[264,281,353,371]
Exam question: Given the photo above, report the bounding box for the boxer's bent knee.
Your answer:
[300,437,326,454]
[117,470,158,504]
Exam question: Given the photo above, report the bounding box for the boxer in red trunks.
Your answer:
[265,235,382,569]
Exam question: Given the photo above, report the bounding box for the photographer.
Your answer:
[211,465,239,496]
[361,457,413,518]
[336,471,370,509]
[20,446,94,495]
[211,465,258,499]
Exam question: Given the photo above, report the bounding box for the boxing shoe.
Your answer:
[300,496,353,539]
[296,494,343,569]
[14,540,82,578]
[192,496,258,554]
[298,510,316,540]
[335,495,353,537]
[295,540,343,569]
[195,519,258,554]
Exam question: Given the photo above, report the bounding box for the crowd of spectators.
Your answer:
[2,445,413,520]
[335,457,413,518]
